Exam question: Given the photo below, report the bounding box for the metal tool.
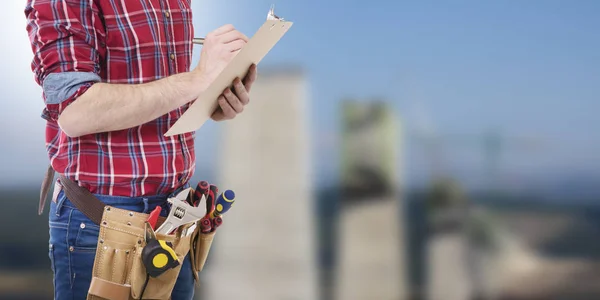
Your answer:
[155,188,206,235]
[184,222,197,237]
[267,4,284,21]
[145,221,157,242]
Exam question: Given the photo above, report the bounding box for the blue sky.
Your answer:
[1,1,598,191]
[227,0,600,189]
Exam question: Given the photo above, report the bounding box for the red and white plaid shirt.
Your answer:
[25,0,196,197]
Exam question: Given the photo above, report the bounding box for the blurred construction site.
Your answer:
[2,66,600,300]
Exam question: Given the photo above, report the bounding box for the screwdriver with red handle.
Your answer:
[147,206,162,230]
[199,184,218,233]
[192,181,210,206]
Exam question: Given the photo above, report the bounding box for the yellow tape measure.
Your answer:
[142,239,180,278]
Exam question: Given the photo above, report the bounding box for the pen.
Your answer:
[193,38,205,45]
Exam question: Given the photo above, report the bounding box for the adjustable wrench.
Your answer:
[155,188,207,235]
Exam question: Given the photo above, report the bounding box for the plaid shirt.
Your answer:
[25,0,196,197]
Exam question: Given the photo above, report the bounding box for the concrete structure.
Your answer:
[201,67,317,300]
[427,232,472,300]
[334,198,406,300]
[334,101,406,300]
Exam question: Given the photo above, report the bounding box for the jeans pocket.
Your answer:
[71,203,101,252]
[70,213,100,298]
[70,249,98,298]
[75,221,100,252]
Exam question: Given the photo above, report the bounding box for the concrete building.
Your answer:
[200,67,317,300]
[334,198,406,300]
[334,101,406,300]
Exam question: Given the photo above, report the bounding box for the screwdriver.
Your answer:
[147,206,162,230]
[212,216,223,230]
[210,190,236,219]
[193,181,210,206]
[199,184,218,233]
[210,190,235,231]
[206,184,218,215]
[199,217,212,233]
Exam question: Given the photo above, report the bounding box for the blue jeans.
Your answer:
[48,189,196,300]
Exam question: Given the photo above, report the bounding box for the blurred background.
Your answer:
[1,0,599,299]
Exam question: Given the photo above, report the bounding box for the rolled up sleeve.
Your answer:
[25,0,105,122]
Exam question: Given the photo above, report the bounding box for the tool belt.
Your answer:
[40,166,216,300]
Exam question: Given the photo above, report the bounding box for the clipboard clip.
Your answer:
[267,4,284,21]
[194,5,284,45]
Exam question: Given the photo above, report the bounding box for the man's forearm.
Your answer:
[58,71,207,137]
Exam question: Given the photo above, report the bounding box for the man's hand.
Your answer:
[192,24,248,94]
[189,24,258,122]
[211,64,258,121]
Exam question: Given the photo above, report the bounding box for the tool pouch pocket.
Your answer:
[129,230,191,299]
[86,206,192,300]
[189,224,216,279]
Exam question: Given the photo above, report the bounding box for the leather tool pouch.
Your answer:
[39,166,196,300]
[87,206,193,300]
[39,166,218,299]
[189,227,216,282]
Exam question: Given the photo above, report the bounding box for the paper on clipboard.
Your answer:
[164,7,293,136]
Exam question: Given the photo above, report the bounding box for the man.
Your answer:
[24,0,257,299]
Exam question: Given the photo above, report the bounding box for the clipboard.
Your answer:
[164,7,293,136]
